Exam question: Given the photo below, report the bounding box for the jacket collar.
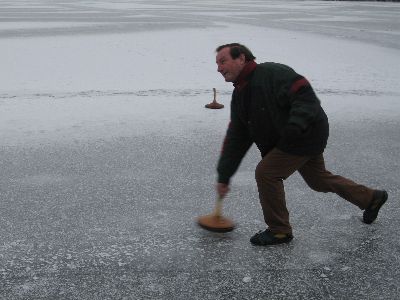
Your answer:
[233,60,257,91]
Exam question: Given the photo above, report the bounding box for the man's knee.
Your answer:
[302,177,330,193]
[301,171,335,193]
[306,181,325,192]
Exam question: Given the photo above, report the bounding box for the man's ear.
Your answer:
[239,53,246,64]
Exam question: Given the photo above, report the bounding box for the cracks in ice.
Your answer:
[316,88,398,97]
[0,88,398,101]
[0,89,232,101]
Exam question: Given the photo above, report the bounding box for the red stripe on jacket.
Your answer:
[290,78,310,94]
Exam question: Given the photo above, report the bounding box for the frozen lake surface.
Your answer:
[1,1,399,299]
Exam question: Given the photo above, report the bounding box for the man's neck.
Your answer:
[233,61,257,91]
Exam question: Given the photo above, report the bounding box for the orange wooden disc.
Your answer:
[197,214,235,232]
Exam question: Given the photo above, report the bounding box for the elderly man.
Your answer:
[215,43,388,246]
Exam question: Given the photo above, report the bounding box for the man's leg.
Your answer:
[298,154,374,209]
[255,148,309,234]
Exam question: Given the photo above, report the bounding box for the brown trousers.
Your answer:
[255,148,374,234]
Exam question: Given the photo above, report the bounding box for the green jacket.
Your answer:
[217,62,329,184]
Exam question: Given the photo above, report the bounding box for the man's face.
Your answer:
[216,47,245,82]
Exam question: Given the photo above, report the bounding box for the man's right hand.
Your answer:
[216,183,230,199]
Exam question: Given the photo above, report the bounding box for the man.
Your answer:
[215,43,388,246]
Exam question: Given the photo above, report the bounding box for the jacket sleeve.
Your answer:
[275,67,321,131]
[287,76,321,130]
[217,103,253,184]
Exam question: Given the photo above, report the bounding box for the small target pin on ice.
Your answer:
[205,88,224,109]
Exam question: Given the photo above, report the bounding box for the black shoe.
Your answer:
[363,190,388,224]
[250,229,293,246]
